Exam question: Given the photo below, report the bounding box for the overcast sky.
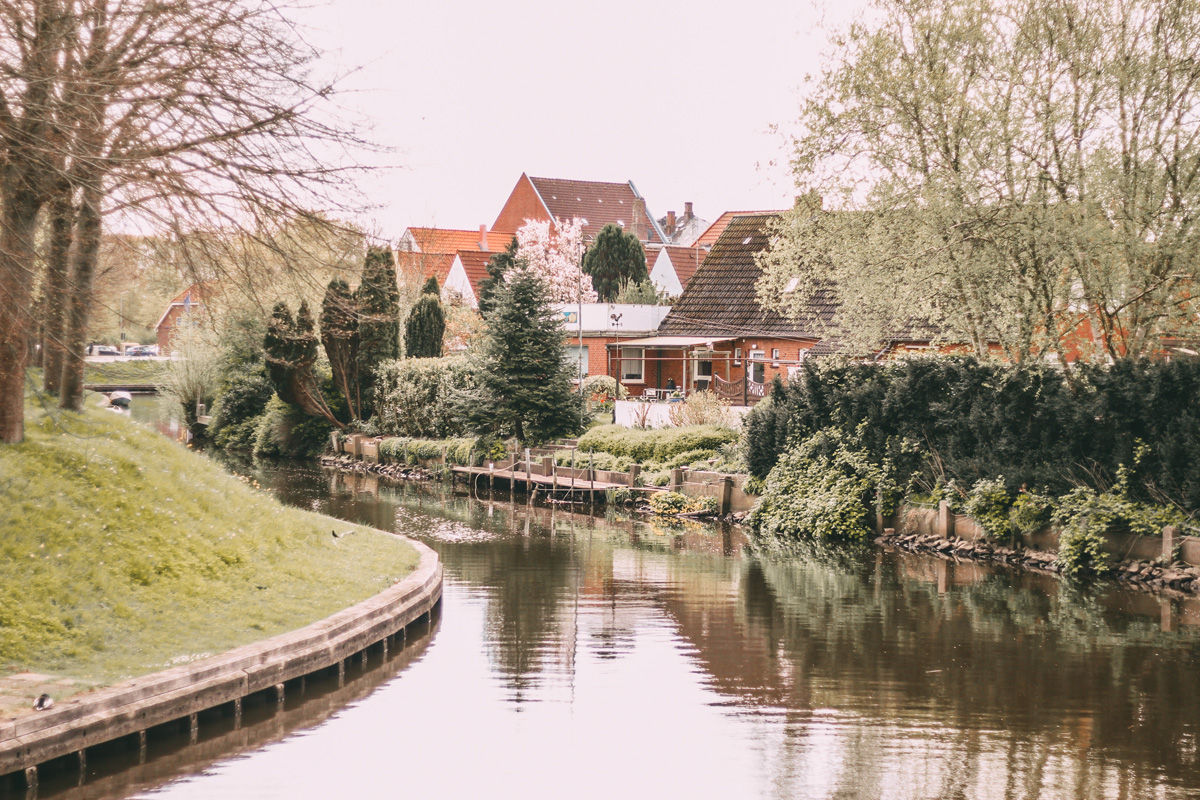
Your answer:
[296,0,869,239]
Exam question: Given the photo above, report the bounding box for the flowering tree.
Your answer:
[514,218,597,303]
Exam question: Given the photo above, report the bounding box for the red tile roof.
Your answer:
[456,250,494,298]
[406,227,514,254]
[527,176,665,245]
[395,251,457,287]
[660,246,706,290]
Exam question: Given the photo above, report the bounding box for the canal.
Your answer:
[21,432,1200,798]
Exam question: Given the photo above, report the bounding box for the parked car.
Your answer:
[87,344,122,357]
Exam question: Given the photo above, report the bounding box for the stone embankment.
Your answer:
[877,528,1200,597]
[0,539,442,789]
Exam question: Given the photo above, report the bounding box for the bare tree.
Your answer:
[0,0,370,442]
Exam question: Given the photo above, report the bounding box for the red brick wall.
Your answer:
[493,174,551,233]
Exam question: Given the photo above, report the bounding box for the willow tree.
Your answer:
[759,0,1200,363]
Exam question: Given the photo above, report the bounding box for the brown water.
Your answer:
[20,456,1200,799]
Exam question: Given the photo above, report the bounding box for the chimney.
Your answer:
[632,197,645,241]
[684,201,694,221]
[666,210,676,236]
[479,224,488,251]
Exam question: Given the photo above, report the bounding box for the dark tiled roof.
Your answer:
[657,214,835,340]
[693,210,783,249]
[528,176,664,245]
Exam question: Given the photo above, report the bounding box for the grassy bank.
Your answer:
[82,359,168,386]
[0,393,419,685]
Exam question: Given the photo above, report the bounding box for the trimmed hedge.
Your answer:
[374,356,475,439]
[745,357,1200,512]
[577,424,739,463]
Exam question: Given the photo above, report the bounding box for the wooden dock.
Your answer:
[450,460,632,496]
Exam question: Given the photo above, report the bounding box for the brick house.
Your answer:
[609,213,831,404]
[154,283,210,355]
[648,245,706,298]
[554,303,672,386]
[493,173,667,248]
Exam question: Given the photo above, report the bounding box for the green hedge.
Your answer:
[746,357,1200,512]
[577,424,738,463]
[377,436,490,467]
[374,356,475,438]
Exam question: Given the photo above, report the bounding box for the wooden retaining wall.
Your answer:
[0,539,442,785]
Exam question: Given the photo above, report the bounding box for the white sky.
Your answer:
[295,0,869,240]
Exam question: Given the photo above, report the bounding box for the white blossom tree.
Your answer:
[513,217,597,304]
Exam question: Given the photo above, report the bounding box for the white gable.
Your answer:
[648,249,684,297]
[442,255,478,309]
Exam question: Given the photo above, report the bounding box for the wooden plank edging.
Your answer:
[0,539,441,777]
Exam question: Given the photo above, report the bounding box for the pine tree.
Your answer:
[404,276,445,358]
[320,277,361,419]
[354,246,400,417]
[462,269,582,444]
[477,235,519,316]
[582,223,647,302]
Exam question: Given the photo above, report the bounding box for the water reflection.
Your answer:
[74,420,1200,799]
[227,464,1200,800]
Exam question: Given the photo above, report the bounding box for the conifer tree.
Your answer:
[264,300,342,427]
[404,277,445,358]
[582,223,648,302]
[355,246,401,417]
[462,269,582,444]
[320,277,361,419]
[477,235,519,316]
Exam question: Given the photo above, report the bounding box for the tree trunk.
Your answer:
[41,186,75,396]
[0,193,45,443]
[59,183,101,412]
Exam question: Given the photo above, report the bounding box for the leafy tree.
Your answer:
[404,277,445,358]
[462,269,582,444]
[477,236,518,316]
[320,278,361,419]
[263,300,342,427]
[759,0,1200,363]
[583,223,648,302]
[355,246,400,417]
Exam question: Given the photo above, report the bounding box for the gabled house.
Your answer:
[648,246,706,298]
[610,213,831,404]
[443,250,495,308]
[155,283,211,355]
[692,210,781,250]
[555,303,673,385]
[493,174,667,247]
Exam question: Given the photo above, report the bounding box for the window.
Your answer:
[620,347,645,383]
[772,348,781,365]
[564,345,589,379]
[693,349,713,390]
[734,347,742,365]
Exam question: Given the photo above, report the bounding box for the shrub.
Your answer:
[375,356,475,438]
[1010,491,1054,536]
[252,396,333,459]
[965,478,1013,539]
[648,491,690,515]
[667,390,731,427]
[209,366,274,450]
[581,374,627,400]
[661,448,720,471]
[747,430,889,543]
[743,475,766,495]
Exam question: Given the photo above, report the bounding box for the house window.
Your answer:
[772,348,781,365]
[734,347,742,365]
[620,347,645,383]
[564,345,589,379]
[693,349,713,391]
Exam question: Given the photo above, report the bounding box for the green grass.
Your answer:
[0,393,419,684]
[83,359,168,386]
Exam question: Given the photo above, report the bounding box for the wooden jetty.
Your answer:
[450,453,636,498]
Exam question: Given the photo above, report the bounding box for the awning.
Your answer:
[605,336,735,349]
